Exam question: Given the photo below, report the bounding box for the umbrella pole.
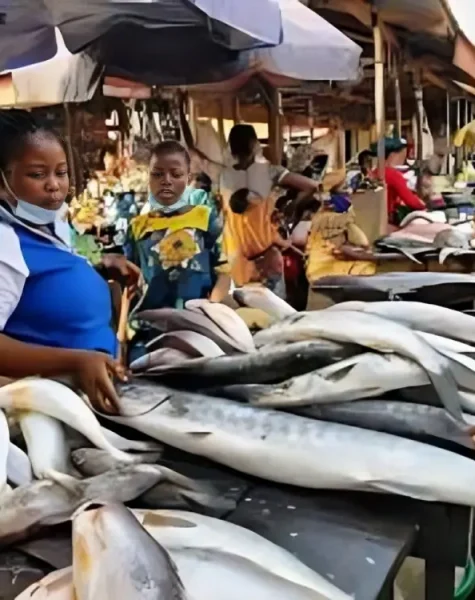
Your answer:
[232,97,241,125]
[394,68,402,138]
[372,8,386,179]
[412,69,424,168]
[446,91,452,175]
[267,86,283,165]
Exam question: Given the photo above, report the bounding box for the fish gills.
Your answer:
[73,504,188,600]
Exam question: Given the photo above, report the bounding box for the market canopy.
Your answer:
[0,0,283,73]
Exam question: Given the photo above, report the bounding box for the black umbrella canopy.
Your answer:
[0,0,282,80]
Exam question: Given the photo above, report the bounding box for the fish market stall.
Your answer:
[3,287,475,598]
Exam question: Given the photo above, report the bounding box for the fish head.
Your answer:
[73,503,187,600]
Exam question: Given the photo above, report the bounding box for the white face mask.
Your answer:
[1,171,61,225]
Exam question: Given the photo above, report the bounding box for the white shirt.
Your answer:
[0,206,72,331]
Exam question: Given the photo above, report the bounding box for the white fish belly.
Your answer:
[19,412,69,478]
[120,399,475,506]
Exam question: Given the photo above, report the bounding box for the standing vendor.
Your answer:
[0,110,129,412]
[126,140,230,311]
[371,137,426,225]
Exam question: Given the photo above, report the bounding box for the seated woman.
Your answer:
[127,141,230,312]
[0,110,129,411]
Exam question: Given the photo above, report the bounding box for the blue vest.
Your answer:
[4,224,117,356]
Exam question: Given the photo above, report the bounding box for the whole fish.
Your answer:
[254,310,463,421]
[137,308,249,354]
[18,412,70,479]
[312,272,475,306]
[0,378,134,462]
[233,286,297,321]
[415,332,475,355]
[7,443,33,486]
[106,388,475,506]
[185,299,255,352]
[297,400,475,449]
[0,464,163,547]
[73,504,188,600]
[71,449,236,516]
[15,568,74,600]
[215,353,429,407]
[145,330,225,358]
[327,300,475,346]
[141,341,360,387]
[136,509,349,599]
[66,424,163,454]
[0,410,9,495]
[130,348,191,372]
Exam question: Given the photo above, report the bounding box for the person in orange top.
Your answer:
[371,138,426,225]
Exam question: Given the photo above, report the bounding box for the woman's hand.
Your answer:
[99,254,140,290]
[70,351,127,415]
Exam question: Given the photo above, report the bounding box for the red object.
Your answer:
[384,167,426,217]
[283,249,302,283]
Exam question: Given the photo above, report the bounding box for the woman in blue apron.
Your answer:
[0,110,126,413]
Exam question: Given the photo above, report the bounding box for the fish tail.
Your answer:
[426,367,465,422]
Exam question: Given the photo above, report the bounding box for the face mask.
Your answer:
[1,171,61,225]
[148,187,190,214]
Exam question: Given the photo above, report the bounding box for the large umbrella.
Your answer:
[0,0,283,73]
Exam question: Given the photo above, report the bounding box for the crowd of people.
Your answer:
[0,109,431,412]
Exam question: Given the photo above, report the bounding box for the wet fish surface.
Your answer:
[214,353,429,407]
[73,504,188,600]
[145,330,226,358]
[297,400,475,449]
[253,310,464,421]
[0,464,163,547]
[328,300,475,346]
[70,448,235,517]
[233,286,297,321]
[141,341,360,387]
[7,443,33,487]
[137,308,250,354]
[105,388,475,506]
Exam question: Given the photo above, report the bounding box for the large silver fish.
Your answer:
[140,340,360,387]
[214,353,429,407]
[71,448,235,516]
[144,330,225,358]
[73,503,188,600]
[297,400,475,449]
[233,286,297,321]
[106,388,475,506]
[0,464,163,547]
[312,271,475,306]
[327,300,475,346]
[0,379,134,462]
[185,299,255,352]
[137,308,249,354]
[254,310,464,421]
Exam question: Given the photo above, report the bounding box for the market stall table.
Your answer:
[3,450,473,600]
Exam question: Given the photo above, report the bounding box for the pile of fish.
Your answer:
[18,503,351,600]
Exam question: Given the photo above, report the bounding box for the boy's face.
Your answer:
[149,152,190,206]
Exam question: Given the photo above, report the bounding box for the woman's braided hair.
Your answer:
[0,109,65,172]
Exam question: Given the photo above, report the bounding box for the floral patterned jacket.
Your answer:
[126,204,228,310]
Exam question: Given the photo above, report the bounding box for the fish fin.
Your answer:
[426,368,465,423]
[179,489,237,514]
[44,470,84,495]
[141,511,197,529]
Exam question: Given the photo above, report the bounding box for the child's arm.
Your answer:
[208,209,231,302]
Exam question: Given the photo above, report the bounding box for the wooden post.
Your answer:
[217,99,226,146]
[372,7,386,180]
[394,67,402,138]
[231,96,241,125]
[187,95,198,142]
[267,86,283,165]
[412,69,424,167]
[63,103,76,197]
[446,92,451,174]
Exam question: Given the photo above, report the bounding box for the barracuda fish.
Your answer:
[185,299,255,353]
[327,300,475,346]
[233,286,297,321]
[142,340,360,387]
[0,378,135,463]
[73,504,188,600]
[0,465,163,547]
[253,310,464,421]
[297,400,475,449]
[214,353,429,407]
[137,308,250,354]
[71,449,235,516]
[312,272,475,306]
[105,388,475,506]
